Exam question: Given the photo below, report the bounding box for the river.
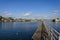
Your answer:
[0,21,60,40]
[0,22,39,40]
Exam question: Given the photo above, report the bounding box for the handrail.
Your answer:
[45,21,60,40]
[32,21,60,40]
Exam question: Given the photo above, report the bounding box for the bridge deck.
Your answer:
[32,21,60,40]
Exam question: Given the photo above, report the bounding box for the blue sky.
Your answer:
[0,0,60,19]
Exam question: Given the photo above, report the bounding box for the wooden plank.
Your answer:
[32,21,51,40]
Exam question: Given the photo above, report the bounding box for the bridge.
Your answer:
[32,21,60,40]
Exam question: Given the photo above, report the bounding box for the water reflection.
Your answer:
[2,22,13,30]
[0,22,39,40]
[0,22,2,29]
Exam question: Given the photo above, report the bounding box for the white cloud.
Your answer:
[4,13,12,16]
[53,10,60,14]
[44,16,48,18]
[53,13,57,14]
[23,12,32,16]
[2,11,12,17]
[54,10,59,13]
[3,13,12,17]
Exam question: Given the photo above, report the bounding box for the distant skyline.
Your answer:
[0,0,60,19]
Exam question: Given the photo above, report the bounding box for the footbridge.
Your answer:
[32,21,60,40]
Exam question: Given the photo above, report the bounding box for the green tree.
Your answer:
[8,17,14,20]
[0,16,2,20]
[57,18,59,20]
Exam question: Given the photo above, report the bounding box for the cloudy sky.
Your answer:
[0,0,60,19]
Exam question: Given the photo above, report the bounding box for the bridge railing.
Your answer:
[32,21,60,40]
[44,22,60,40]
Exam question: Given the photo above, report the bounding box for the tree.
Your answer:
[8,17,14,22]
[57,18,59,20]
[8,17,14,20]
[0,16,2,20]
[52,19,55,22]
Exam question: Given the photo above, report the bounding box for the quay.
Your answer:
[32,21,60,40]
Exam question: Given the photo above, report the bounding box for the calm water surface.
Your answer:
[0,22,39,40]
[0,21,60,40]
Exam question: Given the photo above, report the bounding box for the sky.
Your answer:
[0,0,60,19]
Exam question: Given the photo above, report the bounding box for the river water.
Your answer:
[0,22,39,40]
[0,21,60,40]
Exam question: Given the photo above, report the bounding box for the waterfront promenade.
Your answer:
[32,21,60,40]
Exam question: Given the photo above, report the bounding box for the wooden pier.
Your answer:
[32,21,60,40]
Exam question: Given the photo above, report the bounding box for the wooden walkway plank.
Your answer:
[32,21,51,40]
